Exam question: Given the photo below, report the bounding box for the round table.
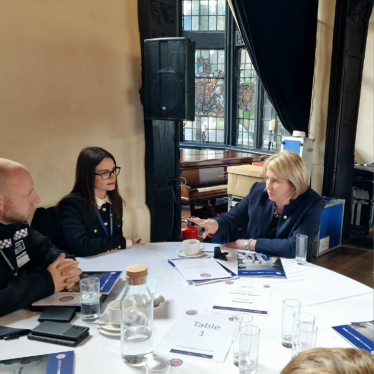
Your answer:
[0,242,372,373]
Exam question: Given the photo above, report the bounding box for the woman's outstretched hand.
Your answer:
[225,240,247,250]
[187,217,219,239]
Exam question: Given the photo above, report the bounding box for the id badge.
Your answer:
[16,251,30,268]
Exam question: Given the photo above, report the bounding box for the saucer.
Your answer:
[98,326,120,337]
[176,249,206,258]
[97,313,120,332]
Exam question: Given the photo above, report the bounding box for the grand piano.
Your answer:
[180,148,267,217]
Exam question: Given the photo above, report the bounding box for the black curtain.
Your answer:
[230,0,319,134]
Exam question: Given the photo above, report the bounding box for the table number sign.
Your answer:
[155,310,233,362]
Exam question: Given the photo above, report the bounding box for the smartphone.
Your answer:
[27,321,89,347]
[38,306,77,323]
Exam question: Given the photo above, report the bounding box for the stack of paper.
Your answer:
[168,257,237,286]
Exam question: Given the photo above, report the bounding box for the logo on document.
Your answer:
[186,310,197,315]
[225,280,234,285]
[263,284,270,288]
[59,296,74,302]
[200,273,211,278]
[56,354,66,359]
[170,359,183,366]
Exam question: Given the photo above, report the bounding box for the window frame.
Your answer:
[179,1,282,155]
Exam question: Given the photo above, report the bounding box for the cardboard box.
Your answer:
[227,165,264,197]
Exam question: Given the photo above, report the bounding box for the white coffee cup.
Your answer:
[108,300,121,325]
[182,239,205,255]
[121,298,137,325]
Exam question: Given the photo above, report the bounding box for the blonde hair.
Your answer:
[263,150,308,198]
[281,348,374,374]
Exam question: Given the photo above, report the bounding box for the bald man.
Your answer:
[0,158,82,317]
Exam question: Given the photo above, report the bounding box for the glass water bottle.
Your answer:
[121,265,153,366]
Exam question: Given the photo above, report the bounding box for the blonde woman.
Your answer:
[189,150,325,262]
[281,348,374,374]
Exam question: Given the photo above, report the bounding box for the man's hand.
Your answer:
[187,217,219,239]
[48,254,82,292]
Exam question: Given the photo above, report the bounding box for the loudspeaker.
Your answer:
[144,37,195,121]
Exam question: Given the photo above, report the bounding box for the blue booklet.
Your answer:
[332,320,374,354]
[237,251,286,278]
[0,351,74,374]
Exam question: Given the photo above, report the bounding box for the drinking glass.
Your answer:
[146,357,170,374]
[292,312,316,357]
[292,323,318,357]
[238,325,260,374]
[296,234,308,265]
[80,277,100,322]
[233,313,254,366]
[281,299,301,347]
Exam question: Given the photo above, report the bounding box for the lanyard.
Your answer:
[95,205,113,237]
[0,248,15,272]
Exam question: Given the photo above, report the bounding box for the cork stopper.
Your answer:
[126,265,148,278]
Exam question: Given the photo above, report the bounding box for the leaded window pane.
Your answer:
[192,16,199,30]
[183,49,225,144]
[261,93,290,151]
[217,0,225,15]
[182,0,225,31]
[192,1,199,15]
[236,49,257,148]
[200,16,208,30]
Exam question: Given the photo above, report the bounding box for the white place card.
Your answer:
[155,309,233,362]
[212,278,272,316]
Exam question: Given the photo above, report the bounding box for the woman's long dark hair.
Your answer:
[60,147,124,226]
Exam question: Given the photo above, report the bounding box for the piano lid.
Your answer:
[180,148,265,168]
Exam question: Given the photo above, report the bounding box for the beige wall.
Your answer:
[356,12,374,165]
[0,0,150,243]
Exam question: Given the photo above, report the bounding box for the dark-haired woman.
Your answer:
[59,147,130,257]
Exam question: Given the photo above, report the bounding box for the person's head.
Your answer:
[263,150,308,205]
[0,159,41,224]
[281,348,374,374]
[65,147,123,223]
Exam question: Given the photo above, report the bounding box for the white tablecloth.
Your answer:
[0,242,372,373]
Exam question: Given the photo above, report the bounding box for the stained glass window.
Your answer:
[236,49,257,148]
[182,0,226,31]
[183,49,225,143]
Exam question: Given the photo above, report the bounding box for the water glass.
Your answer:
[296,234,308,265]
[292,312,316,357]
[80,277,100,322]
[238,325,260,374]
[281,299,301,348]
[293,323,318,357]
[146,357,170,374]
[233,313,254,366]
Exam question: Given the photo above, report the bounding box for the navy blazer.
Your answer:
[215,183,326,262]
[59,197,127,257]
[0,222,72,317]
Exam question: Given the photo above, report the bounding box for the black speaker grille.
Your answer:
[144,38,195,121]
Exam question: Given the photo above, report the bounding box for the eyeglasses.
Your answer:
[95,166,121,180]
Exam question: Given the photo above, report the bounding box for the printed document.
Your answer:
[212,278,272,316]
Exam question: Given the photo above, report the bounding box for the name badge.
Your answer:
[14,240,26,255]
[16,251,30,268]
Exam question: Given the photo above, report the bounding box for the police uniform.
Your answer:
[214,182,326,262]
[0,222,70,317]
[59,196,127,257]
